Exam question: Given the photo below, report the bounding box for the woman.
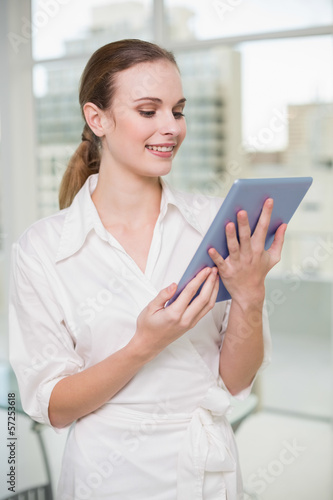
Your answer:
[9,39,286,499]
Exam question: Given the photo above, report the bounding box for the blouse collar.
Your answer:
[55,174,204,263]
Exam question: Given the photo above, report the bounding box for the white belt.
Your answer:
[177,385,239,499]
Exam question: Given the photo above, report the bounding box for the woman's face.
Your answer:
[98,60,187,179]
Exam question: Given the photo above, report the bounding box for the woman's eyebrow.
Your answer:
[133,97,186,105]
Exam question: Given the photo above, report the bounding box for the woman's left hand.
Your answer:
[208,198,287,308]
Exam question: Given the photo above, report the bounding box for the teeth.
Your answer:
[146,145,174,152]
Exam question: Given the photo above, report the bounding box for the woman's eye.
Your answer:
[139,110,185,119]
[139,110,155,118]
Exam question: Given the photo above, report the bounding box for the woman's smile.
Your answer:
[145,143,176,157]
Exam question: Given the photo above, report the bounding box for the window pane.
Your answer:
[235,36,333,487]
[32,0,154,216]
[32,0,153,60]
[240,36,333,153]
[34,60,85,216]
[165,0,333,42]
[168,47,242,196]
[238,36,333,275]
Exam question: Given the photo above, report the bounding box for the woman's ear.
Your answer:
[83,102,112,138]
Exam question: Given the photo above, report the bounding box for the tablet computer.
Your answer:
[167,176,313,306]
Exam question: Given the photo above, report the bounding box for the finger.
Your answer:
[237,210,251,253]
[188,270,220,323]
[152,282,178,310]
[187,266,218,308]
[267,223,287,263]
[252,198,274,247]
[172,267,212,313]
[225,222,240,259]
[208,247,227,273]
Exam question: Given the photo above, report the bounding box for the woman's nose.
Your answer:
[158,113,182,136]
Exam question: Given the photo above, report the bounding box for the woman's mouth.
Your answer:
[146,145,174,152]
[145,144,176,157]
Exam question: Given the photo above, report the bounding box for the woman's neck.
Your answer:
[91,166,162,229]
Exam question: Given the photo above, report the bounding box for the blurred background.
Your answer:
[0,0,332,498]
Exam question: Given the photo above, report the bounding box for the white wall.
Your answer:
[0,0,38,321]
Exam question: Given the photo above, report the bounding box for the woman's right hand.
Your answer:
[130,266,220,360]
[48,269,218,429]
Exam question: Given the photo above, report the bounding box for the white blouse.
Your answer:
[9,174,271,500]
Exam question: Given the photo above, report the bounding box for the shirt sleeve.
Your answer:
[9,242,85,432]
[218,300,272,401]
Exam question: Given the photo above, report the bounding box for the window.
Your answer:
[165,0,333,41]
[236,36,333,425]
[32,0,154,216]
[1,2,331,496]
[238,36,333,277]
[169,46,242,194]
[32,0,154,60]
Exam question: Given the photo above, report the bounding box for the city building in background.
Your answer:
[169,47,242,196]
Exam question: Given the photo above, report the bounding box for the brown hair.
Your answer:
[59,39,178,209]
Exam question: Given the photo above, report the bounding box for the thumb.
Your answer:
[154,283,177,307]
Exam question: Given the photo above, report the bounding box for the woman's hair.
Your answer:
[59,39,178,209]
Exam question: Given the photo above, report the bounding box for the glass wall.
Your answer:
[234,34,333,450]
[169,46,242,194]
[34,59,85,216]
[238,36,333,275]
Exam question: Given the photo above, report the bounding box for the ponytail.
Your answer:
[58,39,178,209]
[59,124,100,209]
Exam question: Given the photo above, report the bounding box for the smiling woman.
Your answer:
[9,39,285,500]
[83,60,186,188]
[58,39,183,209]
